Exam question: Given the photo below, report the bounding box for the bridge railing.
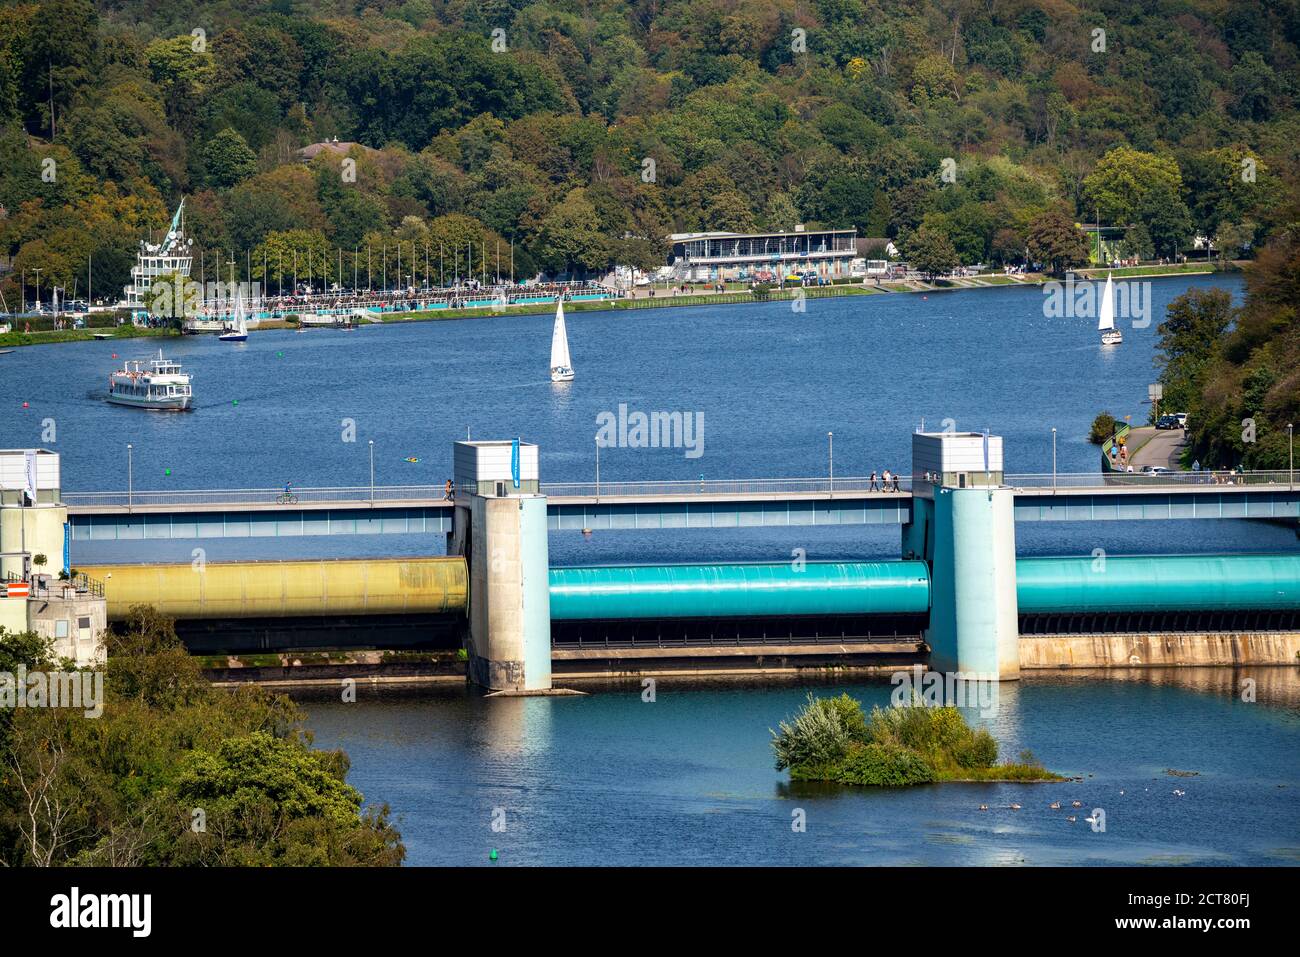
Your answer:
[61,470,1298,508]
[541,476,911,497]
[1004,470,1296,490]
[63,485,447,508]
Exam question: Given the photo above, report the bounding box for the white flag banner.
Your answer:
[23,450,37,503]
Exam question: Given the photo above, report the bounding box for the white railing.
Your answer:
[1004,470,1296,490]
[61,470,1298,509]
[64,484,449,508]
[542,476,909,497]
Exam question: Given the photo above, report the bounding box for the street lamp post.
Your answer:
[1051,427,1057,492]
[368,439,375,503]
[1289,423,1294,491]
[127,444,133,513]
[827,431,834,494]
[595,437,600,498]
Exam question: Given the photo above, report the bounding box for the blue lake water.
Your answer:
[5,272,1295,565]
[300,669,1300,866]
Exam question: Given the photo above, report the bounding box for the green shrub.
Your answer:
[834,743,936,787]
[771,693,868,771]
[1089,411,1117,444]
[954,728,999,769]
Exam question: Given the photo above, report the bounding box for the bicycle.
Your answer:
[275,491,299,505]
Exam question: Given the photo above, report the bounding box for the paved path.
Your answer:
[1130,426,1187,470]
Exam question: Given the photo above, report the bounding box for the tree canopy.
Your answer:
[0,0,1296,294]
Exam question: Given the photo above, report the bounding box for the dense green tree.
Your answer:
[0,610,403,867]
[1136,181,1194,259]
[904,225,959,278]
[1026,208,1089,274]
[1082,147,1183,225]
[203,128,258,189]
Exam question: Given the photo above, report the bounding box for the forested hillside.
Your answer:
[0,0,1298,299]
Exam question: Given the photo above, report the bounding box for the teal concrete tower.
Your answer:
[910,431,1020,680]
[453,441,553,693]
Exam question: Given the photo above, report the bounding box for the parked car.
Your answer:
[1174,412,1188,428]
[1155,415,1179,430]
[1141,465,1171,474]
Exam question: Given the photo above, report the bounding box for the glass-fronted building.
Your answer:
[667,228,858,282]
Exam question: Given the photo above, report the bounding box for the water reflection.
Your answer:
[298,666,1300,865]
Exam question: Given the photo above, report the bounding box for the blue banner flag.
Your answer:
[511,438,520,489]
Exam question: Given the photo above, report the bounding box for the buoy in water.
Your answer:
[489,849,499,861]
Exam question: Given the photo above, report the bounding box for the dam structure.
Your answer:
[17,433,1300,691]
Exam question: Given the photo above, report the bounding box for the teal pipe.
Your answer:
[549,554,1300,621]
[548,561,931,620]
[1016,554,1300,614]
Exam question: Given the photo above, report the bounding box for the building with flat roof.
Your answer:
[667,226,857,282]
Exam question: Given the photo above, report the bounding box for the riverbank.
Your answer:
[0,324,178,349]
[0,263,1240,349]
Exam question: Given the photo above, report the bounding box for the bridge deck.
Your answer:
[61,473,1299,540]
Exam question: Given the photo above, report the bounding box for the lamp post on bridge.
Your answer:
[368,439,375,504]
[828,431,834,495]
[1289,423,1294,491]
[1051,427,1057,493]
[126,444,133,513]
[595,435,600,498]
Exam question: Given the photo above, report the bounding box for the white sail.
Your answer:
[1097,273,1115,331]
[234,291,247,336]
[550,297,572,372]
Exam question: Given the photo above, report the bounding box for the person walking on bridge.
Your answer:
[870,470,879,492]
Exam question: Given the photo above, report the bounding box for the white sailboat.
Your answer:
[218,291,248,342]
[1098,272,1122,345]
[549,297,575,382]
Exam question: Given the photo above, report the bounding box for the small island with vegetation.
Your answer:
[772,693,1063,787]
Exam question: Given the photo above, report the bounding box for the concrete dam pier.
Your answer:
[40,431,1300,690]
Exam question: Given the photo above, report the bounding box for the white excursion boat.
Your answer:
[1098,272,1122,345]
[218,292,248,342]
[107,350,193,410]
[549,297,575,382]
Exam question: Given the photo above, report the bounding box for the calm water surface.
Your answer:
[301,669,1300,866]
[6,273,1294,565]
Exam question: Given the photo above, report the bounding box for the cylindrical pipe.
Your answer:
[91,558,468,620]
[1016,554,1300,614]
[548,561,931,620]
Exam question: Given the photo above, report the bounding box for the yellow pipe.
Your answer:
[87,557,468,620]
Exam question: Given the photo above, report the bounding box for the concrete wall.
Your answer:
[27,595,107,666]
[467,494,552,692]
[1020,632,1300,668]
[0,503,68,580]
[927,487,1020,679]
